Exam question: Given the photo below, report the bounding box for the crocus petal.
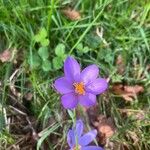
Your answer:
[64,56,80,82]
[79,130,97,146]
[61,93,78,109]
[81,65,99,85]
[86,78,108,95]
[78,93,96,107]
[82,146,104,150]
[74,119,84,138]
[54,77,73,94]
[67,130,75,148]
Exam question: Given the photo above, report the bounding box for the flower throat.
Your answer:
[73,82,85,95]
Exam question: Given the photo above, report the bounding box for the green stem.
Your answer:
[47,0,55,37]
[73,108,76,126]
[73,109,79,150]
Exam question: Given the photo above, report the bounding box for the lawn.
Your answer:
[0,0,150,150]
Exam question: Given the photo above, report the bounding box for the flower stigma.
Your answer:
[73,82,85,95]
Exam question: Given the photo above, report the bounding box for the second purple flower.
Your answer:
[54,56,108,109]
[67,119,103,150]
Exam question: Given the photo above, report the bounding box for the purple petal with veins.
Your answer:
[79,130,97,146]
[81,65,99,85]
[86,78,108,95]
[54,77,73,94]
[64,56,81,82]
[61,93,78,109]
[78,93,96,107]
[74,119,84,137]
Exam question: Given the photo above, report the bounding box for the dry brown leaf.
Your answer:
[98,124,114,138]
[96,115,115,136]
[87,107,116,145]
[112,84,144,101]
[116,54,125,74]
[124,85,144,93]
[119,109,145,120]
[94,115,116,145]
[0,49,12,62]
[62,8,81,20]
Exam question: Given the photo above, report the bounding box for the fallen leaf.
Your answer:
[116,55,125,74]
[95,115,115,145]
[98,123,114,138]
[62,8,81,20]
[95,115,115,134]
[0,49,12,62]
[112,84,144,101]
[119,109,146,120]
[124,85,144,93]
[87,107,116,145]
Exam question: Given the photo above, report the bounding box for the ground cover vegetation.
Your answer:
[0,0,150,150]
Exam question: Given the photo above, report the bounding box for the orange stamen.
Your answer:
[73,82,85,95]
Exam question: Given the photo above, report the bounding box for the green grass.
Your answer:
[0,0,150,149]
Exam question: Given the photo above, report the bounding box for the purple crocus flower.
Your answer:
[54,56,108,109]
[67,119,103,150]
